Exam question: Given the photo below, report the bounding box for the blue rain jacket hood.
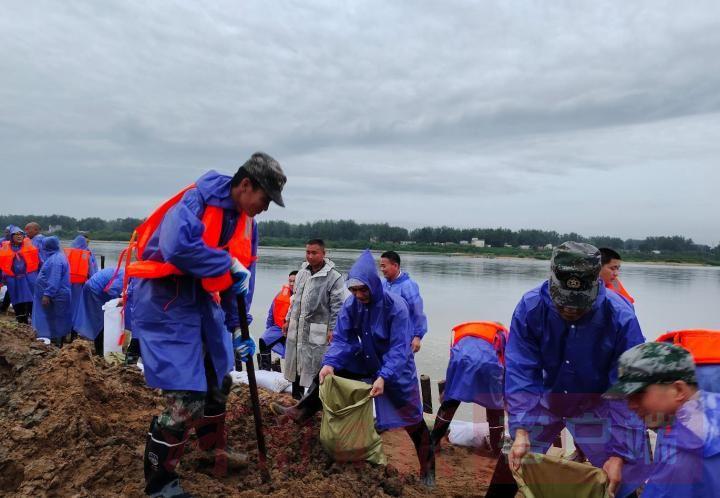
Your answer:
[43,236,61,254]
[32,236,72,338]
[70,235,89,250]
[132,170,258,391]
[322,250,423,430]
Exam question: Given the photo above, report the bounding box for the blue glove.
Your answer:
[232,330,255,363]
[230,258,251,297]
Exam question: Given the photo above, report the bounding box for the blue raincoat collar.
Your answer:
[71,235,88,249]
[348,250,384,305]
[43,236,61,254]
[196,170,235,210]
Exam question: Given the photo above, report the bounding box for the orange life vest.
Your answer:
[0,239,40,277]
[124,183,256,294]
[272,285,292,327]
[64,247,91,284]
[451,321,510,365]
[606,278,634,304]
[656,329,720,365]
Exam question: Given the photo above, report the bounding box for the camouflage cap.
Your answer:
[604,342,697,398]
[240,152,287,207]
[548,241,601,310]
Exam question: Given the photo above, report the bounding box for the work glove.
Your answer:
[232,329,255,363]
[229,258,251,297]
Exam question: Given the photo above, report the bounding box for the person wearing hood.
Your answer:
[66,234,99,327]
[499,242,650,498]
[605,342,720,497]
[379,250,428,353]
[73,267,127,356]
[282,239,346,398]
[271,250,435,486]
[0,225,16,312]
[32,236,72,345]
[0,226,40,323]
[25,222,47,263]
[127,153,286,497]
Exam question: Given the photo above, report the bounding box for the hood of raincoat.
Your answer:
[43,236,61,255]
[5,225,18,240]
[71,234,89,249]
[9,226,25,245]
[196,170,235,210]
[347,250,384,304]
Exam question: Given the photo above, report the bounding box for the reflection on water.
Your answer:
[88,242,720,421]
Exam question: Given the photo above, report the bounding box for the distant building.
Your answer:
[543,243,553,250]
[400,241,416,246]
[471,238,486,248]
[459,240,469,245]
[519,245,531,250]
[48,225,63,233]
[652,250,661,255]
[504,244,513,248]
[369,237,378,243]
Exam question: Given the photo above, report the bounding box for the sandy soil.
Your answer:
[0,317,500,497]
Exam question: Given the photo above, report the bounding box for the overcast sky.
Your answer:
[2,1,719,244]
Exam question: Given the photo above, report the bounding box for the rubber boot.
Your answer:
[407,421,435,487]
[194,413,248,476]
[486,409,505,457]
[94,329,104,357]
[270,380,321,425]
[144,416,192,497]
[125,338,141,366]
[430,399,459,451]
[258,352,272,371]
[271,358,282,373]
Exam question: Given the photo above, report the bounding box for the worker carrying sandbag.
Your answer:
[319,375,387,465]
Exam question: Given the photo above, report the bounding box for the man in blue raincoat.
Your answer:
[74,267,126,356]
[32,237,72,346]
[67,234,98,327]
[503,242,650,498]
[132,153,286,498]
[0,227,39,324]
[605,342,720,497]
[271,250,436,486]
[379,250,428,353]
[25,222,47,263]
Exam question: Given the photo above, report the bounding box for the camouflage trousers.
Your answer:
[156,355,232,434]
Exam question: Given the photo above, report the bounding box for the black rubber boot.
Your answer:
[486,409,506,457]
[430,399,459,451]
[407,420,435,487]
[144,417,192,497]
[259,352,272,371]
[194,413,248,476]
[125,338,141,365]
[94,329,104,357]
[270,379,322,424]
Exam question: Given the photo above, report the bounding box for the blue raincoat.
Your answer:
[505,281,650,497]
[443,336,504,410]
[2,227,37,306]
[261,299,286,357]
[74,268,125,340]
[32,237,72,338]
[68,235,98,323]
[30,234,47,263]
[383,272,428,339]
[323,250,423,431]
[132,170,257,391]
[643,391,720,497]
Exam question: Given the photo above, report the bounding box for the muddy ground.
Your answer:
[0,317,499,497]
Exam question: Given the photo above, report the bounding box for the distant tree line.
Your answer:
[1,214,717,255]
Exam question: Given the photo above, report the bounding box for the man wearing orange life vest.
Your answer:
[130,153,286,498]
[258,270,298,370]
[66,234,98,336]
[599,247,635,305]
[0,226,40,324]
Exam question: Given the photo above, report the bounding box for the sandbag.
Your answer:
[319,375,387,465]
[448,420,490,448]
[102,298,124,357]
[230,370,292,393]
[512,453,609,498]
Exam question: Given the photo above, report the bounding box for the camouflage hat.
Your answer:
[604,342,697,398]
[240,152,287,207]
[548,241,601,310]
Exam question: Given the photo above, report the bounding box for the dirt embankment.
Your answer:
[0,318,497,497]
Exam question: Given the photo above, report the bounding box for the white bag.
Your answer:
[230,369,292,393]
[448,420,490,448]
[102,298,124,356]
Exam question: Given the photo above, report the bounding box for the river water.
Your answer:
[90,242,720,421]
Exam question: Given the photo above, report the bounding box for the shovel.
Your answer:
[236,296,271,483]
